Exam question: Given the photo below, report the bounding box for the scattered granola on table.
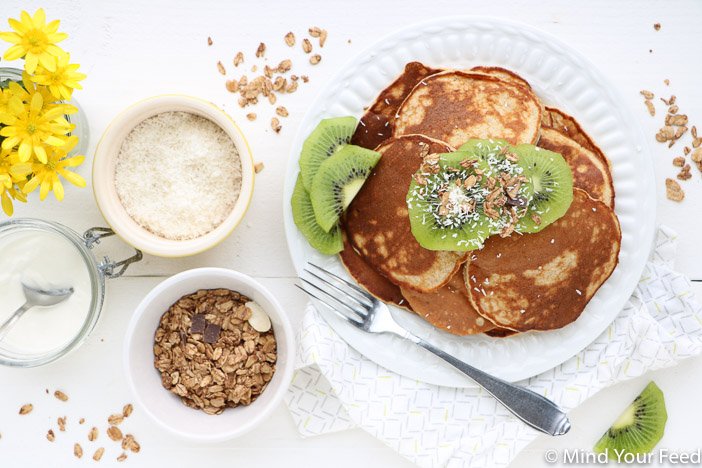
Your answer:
[153,289,277,415]
[213,27,328,131]
[665,178,684,202]
[641,86,701,198]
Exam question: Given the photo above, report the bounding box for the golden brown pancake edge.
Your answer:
[465,188,621,332]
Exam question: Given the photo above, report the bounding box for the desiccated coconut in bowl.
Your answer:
[93,95,255,257]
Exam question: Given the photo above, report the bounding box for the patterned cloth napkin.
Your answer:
[284,226,702,467]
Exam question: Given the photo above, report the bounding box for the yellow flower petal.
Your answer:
[10,163,32,176]
[60,135,79,152]
[25,52,39,74]
[60,155,85,168]
[57,168,86,187]
[7,18,26,34]
[2,136,20,150]
[0,31,21,44]
[23,175,40,193]
[53,177,64,201]
[30,91,43,112]
[20,11,33,29]
[34,144,47,164]
[3,44,25,61]
[18,142,32,162]
[38,52,56,72]
[33,8,46,29]
[46,32,68,44]
[39,177,51,200]
[1,191,13,216]
[45,19,60,35]
[44,135,66,147]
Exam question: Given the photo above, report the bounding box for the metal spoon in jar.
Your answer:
[0,283,74,342]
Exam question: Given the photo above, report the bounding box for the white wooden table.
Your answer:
[2,1,701,466]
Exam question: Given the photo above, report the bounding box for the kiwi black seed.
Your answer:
[291,173,343,255]
[593,381,667,459]
[512,144,573,233]
[310,144,381,232]
[299,116,357,191]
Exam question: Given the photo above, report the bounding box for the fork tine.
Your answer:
[295,284,364,329]
[303,269,370,315]
[299,278,366,319]
[307,263,375,306]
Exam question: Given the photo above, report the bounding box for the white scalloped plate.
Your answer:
[283,17,655,387]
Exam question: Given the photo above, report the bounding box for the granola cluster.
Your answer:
[153,289,277,415]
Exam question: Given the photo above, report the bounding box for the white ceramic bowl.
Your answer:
[123,268,295,442]
[93,95,254,257]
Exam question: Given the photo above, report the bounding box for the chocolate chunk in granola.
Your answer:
[203,323,221,344]
[190,314,206,334]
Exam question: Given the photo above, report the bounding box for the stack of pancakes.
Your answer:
[343,62,621,336]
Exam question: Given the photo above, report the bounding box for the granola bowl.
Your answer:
[123,267,295,442]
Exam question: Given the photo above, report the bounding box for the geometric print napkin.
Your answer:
[284,226,702,467]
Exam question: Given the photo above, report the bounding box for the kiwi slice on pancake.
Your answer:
[407,140,536,251]
[299,116,357,190]
[291,173,343,255]
[593,381,667,459]
[512,144,574,233]
[407,151,491,251]
[310,144,382,232]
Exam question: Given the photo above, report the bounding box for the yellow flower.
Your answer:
[0,82,71,163]
[0,86,13,115]
[0,149,27,216]
[0,9,67,74]
[32,53,86,100]
[22,136,85,201]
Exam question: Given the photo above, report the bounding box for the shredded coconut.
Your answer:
[114,111,242,240]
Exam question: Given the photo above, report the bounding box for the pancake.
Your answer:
[338,233,411,310]
[541,106,611,169]
[465,188,621,332]
[351,62,441,151]
[400,265,496,335]
[393,70,542,147]
[469,65,532,89]
[538,127,615,208]
[344,134,467,293]
[484,328,519,338]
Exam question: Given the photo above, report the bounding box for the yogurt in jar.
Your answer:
[0,229,92,355]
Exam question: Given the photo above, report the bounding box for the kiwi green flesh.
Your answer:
[593,381,667,459]
[310,144,381,232]
[299,116,357,191]
[512,144,573,233]
[291,174,343,255]
[406,150,493,251]
[407,140,537,251]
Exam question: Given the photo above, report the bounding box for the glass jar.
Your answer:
[0,219,141,367]
[0,67,90,157]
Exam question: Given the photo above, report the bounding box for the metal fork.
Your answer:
[297,263,571,436]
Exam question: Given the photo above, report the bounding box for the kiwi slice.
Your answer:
[512,144,573,233]
[291,173,343,255]
[593,381,667,459]
[310,144,381,232]
[407,140,535,251]
[299,116,357,191]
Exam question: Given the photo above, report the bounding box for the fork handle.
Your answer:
[405,334,571,436]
